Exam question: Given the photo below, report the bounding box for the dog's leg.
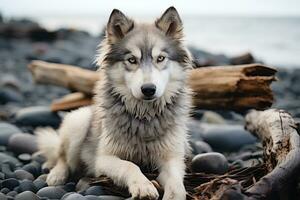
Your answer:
[46,158,69,186]
[95,155,159,199]
[157,157,186,200]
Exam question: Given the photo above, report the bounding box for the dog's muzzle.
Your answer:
[141,83,156,100]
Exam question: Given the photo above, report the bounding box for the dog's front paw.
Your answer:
[162,182,186,200]
[46,168,68,186]
[129,179,159,200]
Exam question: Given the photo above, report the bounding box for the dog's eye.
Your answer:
[127,57,137,64]
[157,55,165,63]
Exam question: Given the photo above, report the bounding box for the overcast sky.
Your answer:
[1,0,300,18]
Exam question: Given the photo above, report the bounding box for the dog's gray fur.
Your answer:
[37,7,193,200]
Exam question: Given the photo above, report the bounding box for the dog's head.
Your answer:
[99,7,192,102]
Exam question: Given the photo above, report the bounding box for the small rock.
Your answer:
[0,178,20,190]
[18,153,32,163]
[8,134,38,154]
[22,162,41,178]
[191,152,229,174]
[17,180,37,193]
[15,106,61,128]
[0,87,23,104]
[1,162,15,179]
[14,169,34,181]
[33,179,48,191]
[190,140,213,155]
[85,195,100,200]
[6,190,18,197]
[62,192,87,200]
[15,191,41,200]
[0,122,22,146]
[98,196,124,200]
[0,193,7,200]
[85,186,104,196]
[0,153,22,169]
[201,124,257,152]
[201,111,226,124]
[37,186,66,199]
[0,187,10,194]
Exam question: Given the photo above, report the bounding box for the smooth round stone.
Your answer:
[0,87,23,104]
[98,196,124,200]
[187,120,204,141]
[1,163,15,179]
[85,186,104,196]
[191,152,229,174]
[8,134,38,154]
[85,195,101,200]
[190,141,213,155]
[0,122,22,146]
[15,106,61,128]
[0,172,5,180]
[37,186,66,199]
[62,193,87,200]
[201,111,226,124]
[0,187,10,194]
[14,169,34,181]
[22,162,41,178]
[0,153,22,170]
[17,180,37,193]
[0,193,7,200]
[63,182,76,192]
[18,154,32,163]
[200,124,257,152]
[6,190,18,197]
[1,178,20,190]
[33,179,48,191]
[15,191,41,200]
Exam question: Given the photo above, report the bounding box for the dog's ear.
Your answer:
[155,7,183,40]
[107,9,134,43]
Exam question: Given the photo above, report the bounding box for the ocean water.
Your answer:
[36,15,300,68]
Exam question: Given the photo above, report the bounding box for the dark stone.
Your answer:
[0,87,23,104]
[14,169,34,181]
[0,187,10,194]
[17,180,37,193]
[190,140,213,155]
[0,178,20,190]
[15,106,61,128]
[0,172,5,180]
[201,124,257,152]
[22,162,41,178]
[85,186,104,196]
[1,163,15,179]
[191,152,229,174]
[0,122,22,146]
[8,134,38,155]
[63,182,76,192]
[37,186,66,199]
[62,192,87,200]
[33,179,48,191]
[0,153,22,169]
[15,191,41,200]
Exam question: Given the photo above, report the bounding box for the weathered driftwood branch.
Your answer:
[28,60,276,111]
[244,109,300,199]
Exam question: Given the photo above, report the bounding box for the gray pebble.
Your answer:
[15,191,41,200]
[1,178,20,190]
[191,152,229,174]
[17,179,37,193]
[0,122,21,146]
[14,169,34,181]
[37,186,66,199]
[8,134,38,155]
[62,192,87,200]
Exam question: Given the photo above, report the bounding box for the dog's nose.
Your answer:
[141,83,156,97]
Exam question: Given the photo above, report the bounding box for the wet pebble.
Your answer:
[200,124,257,152]
[0,178,20,190]
[37,186,66,199]
[8,134,38,154]
[17,179,37,193]
[15,191,41,200]
[0,122,22,146]
[85,186,104,196]
[15,106,61,128]
[191,152,229,174]
[14,169,34,181]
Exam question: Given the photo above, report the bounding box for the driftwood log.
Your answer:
[28,60,276,111]
[244,109,300,199]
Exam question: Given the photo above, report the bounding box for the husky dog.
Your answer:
[37,7,193,200]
